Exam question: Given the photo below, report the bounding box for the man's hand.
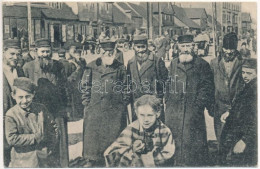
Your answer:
[133,140,145,153]
[233,140,246,154]
[220,111,230,123]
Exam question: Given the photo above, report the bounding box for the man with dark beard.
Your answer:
[3,39,25,167]
[126,35,168,122]
[165,35,214,166]
[23,39,69,167]
[210,32,244,146]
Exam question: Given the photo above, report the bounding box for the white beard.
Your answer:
[102,56,114,66]
[179,54,193,63]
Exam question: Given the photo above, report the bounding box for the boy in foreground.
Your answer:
[104,95,175,167]
[5,77,59,167]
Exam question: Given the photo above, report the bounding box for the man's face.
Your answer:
[134,44,148,62]
[101,49,116,65]
[3,48,21,67]
[241,45,246,50]
[178,42,193,54]
[242,67,257,83]
[137,105,159,129]
[12,88,34,109]
[36,47,51,59]
[178,43,194,63]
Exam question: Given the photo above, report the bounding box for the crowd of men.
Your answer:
[3,30,257,167]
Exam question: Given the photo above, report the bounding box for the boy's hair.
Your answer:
[134,95,161,114]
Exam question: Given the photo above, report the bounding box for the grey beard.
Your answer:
[179,53,193,63]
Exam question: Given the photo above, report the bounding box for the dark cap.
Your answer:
[58,48,66,56]
[116,38,127,43]
[4,39,20,48]
[100,38,116,51]
[35,39,51,48]
[223,32,238,50]
[13,77,36,93]
[178,35,194,43]
[242,58,257,69]
[133,35,147,44]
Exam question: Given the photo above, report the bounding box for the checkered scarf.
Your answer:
[104,120,175,167]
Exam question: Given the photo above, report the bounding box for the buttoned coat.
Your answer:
[23,59,69,167]
[5,103,58,167]
[165,56,215,166]
[3,66,24,167]
[126,52,168,101]
[81,58,127,164]
[210,54,244,141]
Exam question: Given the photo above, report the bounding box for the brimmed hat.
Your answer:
[223,32,238,50]
[133,35,147,44]
[178,35,193,43]
[100,38,116,51]
[13,77,36,93]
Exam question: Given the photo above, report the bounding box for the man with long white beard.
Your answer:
[165,35,215,166]
[23,39,69,167]
[81,38,127,167]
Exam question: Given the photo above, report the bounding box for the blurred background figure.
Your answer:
[239,42,251,58]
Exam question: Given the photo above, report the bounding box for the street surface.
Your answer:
[67,45,217,161]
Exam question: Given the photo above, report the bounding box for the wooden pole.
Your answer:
[27,2,32,50]
[147,2,153,39]
[158,2,162,36]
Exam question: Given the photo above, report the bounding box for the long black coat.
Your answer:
[210,55,244,141]
[81,58,127,164]
[23,59,69,167]
[220,78,257,166]
[165,56,215,166]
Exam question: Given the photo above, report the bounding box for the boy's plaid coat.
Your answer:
[104,120,175,167]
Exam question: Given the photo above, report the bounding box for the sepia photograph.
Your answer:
[1,1,258,167]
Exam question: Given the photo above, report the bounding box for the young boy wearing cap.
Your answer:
[104,95,175,167]
[239,42,251,58]
[5,77,59,167]
[219,58,257,166]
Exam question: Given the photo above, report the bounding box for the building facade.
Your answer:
[241,12,252,35]
[216,2,242,37]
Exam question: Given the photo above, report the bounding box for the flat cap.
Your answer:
[223,32,238,50]
[4,39,20,48]
[35,39,51,48]
[100,38,116,51]
[116,38,127,43]
[178,35,194,43]
[13,77,36,93]
[243,58,257,69]
[133,35,147,44]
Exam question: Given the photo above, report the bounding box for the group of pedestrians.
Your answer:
[3,31,257,167]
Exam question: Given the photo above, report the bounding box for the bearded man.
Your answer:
[165,35,215,166]
[81,38,127,167]
[126,35,168,122]
[23,39,69,167]
[210,32,244,145]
